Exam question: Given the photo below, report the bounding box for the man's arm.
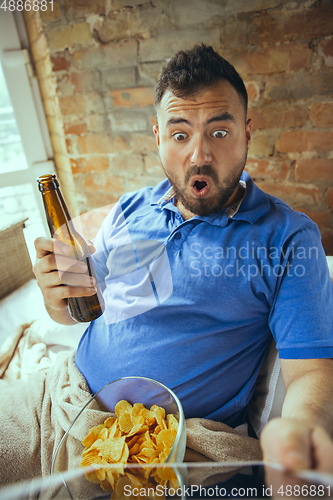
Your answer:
[260,358,333,472]
[33,236,98,325]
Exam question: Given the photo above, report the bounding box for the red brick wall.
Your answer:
[24,0,333,252]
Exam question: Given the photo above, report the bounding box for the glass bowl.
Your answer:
[51,376,186,499]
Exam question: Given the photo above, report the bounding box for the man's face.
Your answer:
[153,80,252,218]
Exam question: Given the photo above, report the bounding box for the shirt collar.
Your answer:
[150,171,270,225]
[155,185,176,205]
[232,171,270,224]
[225,179,246,219]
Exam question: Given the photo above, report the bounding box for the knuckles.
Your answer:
[45,253,55,269]
[43,288,53,303]
[34,236,44,249]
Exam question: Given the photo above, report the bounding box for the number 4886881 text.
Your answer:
[0,1,53,11]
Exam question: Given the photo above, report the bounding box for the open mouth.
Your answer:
[194,180,207,191]
[191,177,211,198]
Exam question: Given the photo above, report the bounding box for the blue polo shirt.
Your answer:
[75,171,333,427]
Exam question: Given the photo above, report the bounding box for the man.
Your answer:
[22,44,333,474]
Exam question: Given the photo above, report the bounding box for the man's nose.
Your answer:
[190,136,212,165]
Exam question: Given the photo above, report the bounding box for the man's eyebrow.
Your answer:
[166,112,236,128]
[166,117,191,127]
[207,112,236,124]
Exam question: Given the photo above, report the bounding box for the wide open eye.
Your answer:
[172,132,188,142]
[212,130,227,139]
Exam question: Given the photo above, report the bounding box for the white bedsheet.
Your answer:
[0,279,87,355]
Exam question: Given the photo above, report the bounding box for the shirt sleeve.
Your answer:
[268,222,333,359]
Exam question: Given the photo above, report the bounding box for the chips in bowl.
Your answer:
[81,400,180,497]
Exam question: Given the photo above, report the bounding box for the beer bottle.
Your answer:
[37,173,105,322]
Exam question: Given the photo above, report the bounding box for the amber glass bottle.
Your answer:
[37,174,105,322]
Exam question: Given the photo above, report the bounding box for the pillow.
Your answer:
[0,219,34,301]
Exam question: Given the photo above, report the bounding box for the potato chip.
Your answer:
[108,420,121,438]
[156,429,177,452]
[157,450,169,464]
[138,407,157,426]
[115,400,133,417]
[106,469,117,489]
[155,465,177,482]
[167,413,179,432]
[98,427,108,440]
[81,449,102,467]
[141,430,156,449]
[125,472,148,487]
[104,416,117,428]
[111,475,132,499]
[118,412,133,434]
[100,478,113,491]
[150,405,166,429]
[99,436,126,463]
[82,438,104,456]
[82,424,104,447]
[120,442,130,464]
[128,442,141,456]
[81,399,179,497]
[127,422,148,437]
[82,432,97,449]
[126,434,140,448]
[96,467,106,482]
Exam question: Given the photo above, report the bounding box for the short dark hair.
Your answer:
[155,44,248,115]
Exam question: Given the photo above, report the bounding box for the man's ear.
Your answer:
[245,118,252,151]
[153,124,160,147]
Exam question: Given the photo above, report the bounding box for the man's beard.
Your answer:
[161,157,247,216]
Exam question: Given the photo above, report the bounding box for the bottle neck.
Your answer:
[38,175,77,241]
[42,188,75,239]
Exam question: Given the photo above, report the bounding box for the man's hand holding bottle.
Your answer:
[33,237,97,312]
